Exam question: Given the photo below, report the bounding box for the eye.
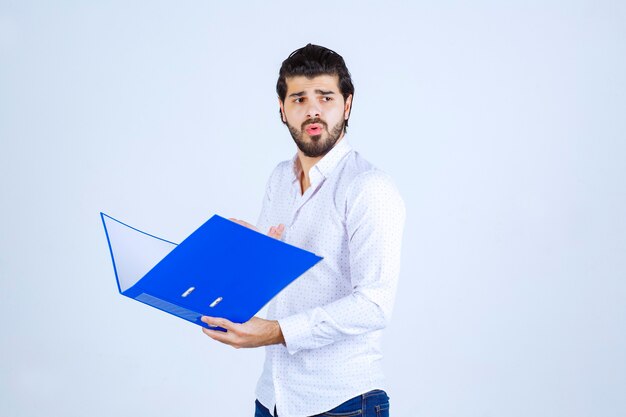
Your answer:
[322,96,333,102]
[294,97,304,103]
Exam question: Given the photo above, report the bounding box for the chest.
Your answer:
[267,176,350,257]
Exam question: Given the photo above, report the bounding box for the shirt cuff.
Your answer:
[277,312,312,355]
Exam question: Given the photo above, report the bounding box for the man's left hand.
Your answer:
[201,316,285,349]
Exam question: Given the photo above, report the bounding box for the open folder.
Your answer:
[100,212,322,329]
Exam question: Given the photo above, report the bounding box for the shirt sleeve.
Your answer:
[278,170,406,354]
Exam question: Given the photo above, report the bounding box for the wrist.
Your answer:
[271,320,285,346]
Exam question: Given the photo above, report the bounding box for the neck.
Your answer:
[297,135,344,194]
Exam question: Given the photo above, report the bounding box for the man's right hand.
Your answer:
[229,218,285,240]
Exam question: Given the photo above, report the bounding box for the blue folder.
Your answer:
[100,212,322,329]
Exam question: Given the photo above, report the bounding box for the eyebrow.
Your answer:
[288,89,337,98]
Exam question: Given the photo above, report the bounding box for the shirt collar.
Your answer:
[291,138,353,183]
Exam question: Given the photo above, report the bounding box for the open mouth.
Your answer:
[305,123,323,135]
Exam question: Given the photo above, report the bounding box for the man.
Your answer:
[201,43,405,417]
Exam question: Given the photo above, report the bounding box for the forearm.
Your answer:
[202,316,285,348]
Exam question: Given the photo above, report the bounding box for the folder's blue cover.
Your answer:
[100,213,322,329]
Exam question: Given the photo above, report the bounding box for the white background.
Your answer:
[1,1,625,416]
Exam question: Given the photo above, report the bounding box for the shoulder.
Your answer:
[345,153,403,200]
[272,159,293,178]
[341,152,405,217]
[264,159,294,189]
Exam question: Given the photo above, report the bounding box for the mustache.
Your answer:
[302,118,327,130]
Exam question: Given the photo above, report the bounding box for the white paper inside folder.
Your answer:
[101,213,177,293]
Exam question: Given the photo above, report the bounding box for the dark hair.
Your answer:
[276,43,354,131]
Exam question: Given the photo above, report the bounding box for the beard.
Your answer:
[287,117,345,158]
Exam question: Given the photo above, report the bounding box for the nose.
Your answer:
[305,101,321,119]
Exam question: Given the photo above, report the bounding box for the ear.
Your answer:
[278,98,286,123]
[344,94,353,120]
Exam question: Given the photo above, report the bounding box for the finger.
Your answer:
[229,218,246,227]
[268,224,285,239]
[201,315,219,328]
[229,218,257,231]
[201,316,236,331]
[202,327,233,344]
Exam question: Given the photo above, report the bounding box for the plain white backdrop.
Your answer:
[1,1,625,416]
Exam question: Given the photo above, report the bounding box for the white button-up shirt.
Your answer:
[255,138,406,417]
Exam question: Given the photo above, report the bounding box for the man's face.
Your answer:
[279,74,352,158]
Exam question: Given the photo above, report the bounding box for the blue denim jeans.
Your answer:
[255,389,390,417]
